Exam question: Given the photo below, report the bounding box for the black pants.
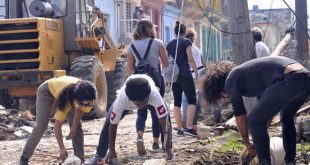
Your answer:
[172,74,196,107]
[247,73,310,163]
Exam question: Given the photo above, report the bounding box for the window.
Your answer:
[126,2,133,32]
[165,26,170,44]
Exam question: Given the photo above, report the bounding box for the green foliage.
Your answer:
[217,132,244,153]
[297,142,310,153]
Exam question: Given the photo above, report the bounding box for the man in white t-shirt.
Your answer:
[252,27,270,58]
[86,74,172,164]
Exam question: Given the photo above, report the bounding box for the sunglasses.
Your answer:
[77,100,94,107]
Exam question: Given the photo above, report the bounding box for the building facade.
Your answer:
[249,6,295,52]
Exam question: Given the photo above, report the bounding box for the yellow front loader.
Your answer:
[0,0,127,119]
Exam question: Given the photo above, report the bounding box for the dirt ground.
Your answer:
[0,103,310,165]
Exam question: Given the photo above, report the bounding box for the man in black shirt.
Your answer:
[202,56,310,164]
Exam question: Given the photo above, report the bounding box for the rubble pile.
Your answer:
[0,109,53,141]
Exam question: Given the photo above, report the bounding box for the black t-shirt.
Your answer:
[166,38,192,77]
[225,56,307,116]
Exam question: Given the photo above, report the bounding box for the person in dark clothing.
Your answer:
[166,21,198,136]
[201,56,310,165]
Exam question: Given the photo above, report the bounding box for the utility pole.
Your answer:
[295,0,309,68]
[228,0,257,114]
[228,0,255,64]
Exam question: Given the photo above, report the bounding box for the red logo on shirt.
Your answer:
[111,112,116,121]
[157,105,166,115]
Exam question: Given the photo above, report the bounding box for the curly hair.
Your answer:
[53,80,96,111]
[201,61,236,104]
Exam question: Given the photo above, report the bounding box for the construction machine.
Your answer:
[0,0,127,119]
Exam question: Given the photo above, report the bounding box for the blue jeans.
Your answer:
[136,76,165,143]
[96,101,171,157]
[247,73,310,163]
[181,92,201,127]
[136,107,160,138]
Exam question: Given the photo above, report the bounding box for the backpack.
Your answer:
[130,39,162,88]
[163,55,179,83]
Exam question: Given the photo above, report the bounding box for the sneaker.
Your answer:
[176,128,184,136]
[152,142,160,150]
[136,137,146,156]
[19,156,29,165]
[85,155,103,165]
[184,128,197,137]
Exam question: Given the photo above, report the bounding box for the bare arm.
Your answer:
[105,123,118,163]
[159,43,169,68]
[54,119,68,160]
[108,123,118,152]
[186,46,198,78]
[67,105,84,140]
[158,116,173,160]
[236,114,256,156]
[127,53,135,76]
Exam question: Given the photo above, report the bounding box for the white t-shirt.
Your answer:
[255,41,270,58]
[190,46,204,78]
[110,74,168,124]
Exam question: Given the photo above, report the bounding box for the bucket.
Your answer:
[239,137,285,165]
[197,125,212,139]
[269,137,285,165]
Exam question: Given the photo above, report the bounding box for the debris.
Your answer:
[214,126,226,136]
[197,125,212,139]
[142,158,165,165]
[21,110,34,121]
[61,155,81,165]
[239,137,285,165]
[297,115,310,141]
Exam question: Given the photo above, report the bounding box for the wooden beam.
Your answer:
[270,32,294,56]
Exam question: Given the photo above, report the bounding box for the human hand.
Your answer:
[245,143,256,158]
[105,150,117,164]
[66,128,76,140]
[59,148,68,160]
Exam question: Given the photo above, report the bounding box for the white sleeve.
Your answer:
[110,92,127,124]
[255,44,263,58]
[148,89,168,119]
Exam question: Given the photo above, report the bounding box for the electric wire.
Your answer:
[168,0,185,93]
[206,0,215,63]
[263,0,274,40]
[195,0,251,34]
[282,0,310,39]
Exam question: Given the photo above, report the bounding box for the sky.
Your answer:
[248,0,310,26]
[248,0,309,14]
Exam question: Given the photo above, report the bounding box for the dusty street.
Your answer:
[0,102,309,165]
[0,102,234,165]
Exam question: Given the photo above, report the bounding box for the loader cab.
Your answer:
[8,0,95,52]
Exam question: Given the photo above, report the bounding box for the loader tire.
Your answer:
[106,59,127,111]
[70,56,107,120]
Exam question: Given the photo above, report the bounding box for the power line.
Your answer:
[195,0,251,34]
[206,0,215,63]
[282,0,310,39]
[263,0,274,40]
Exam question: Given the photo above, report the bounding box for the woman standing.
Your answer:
[127,19,169,154]
[181,28,205,130]
[166,21,199,136]
[19,76,96,165]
